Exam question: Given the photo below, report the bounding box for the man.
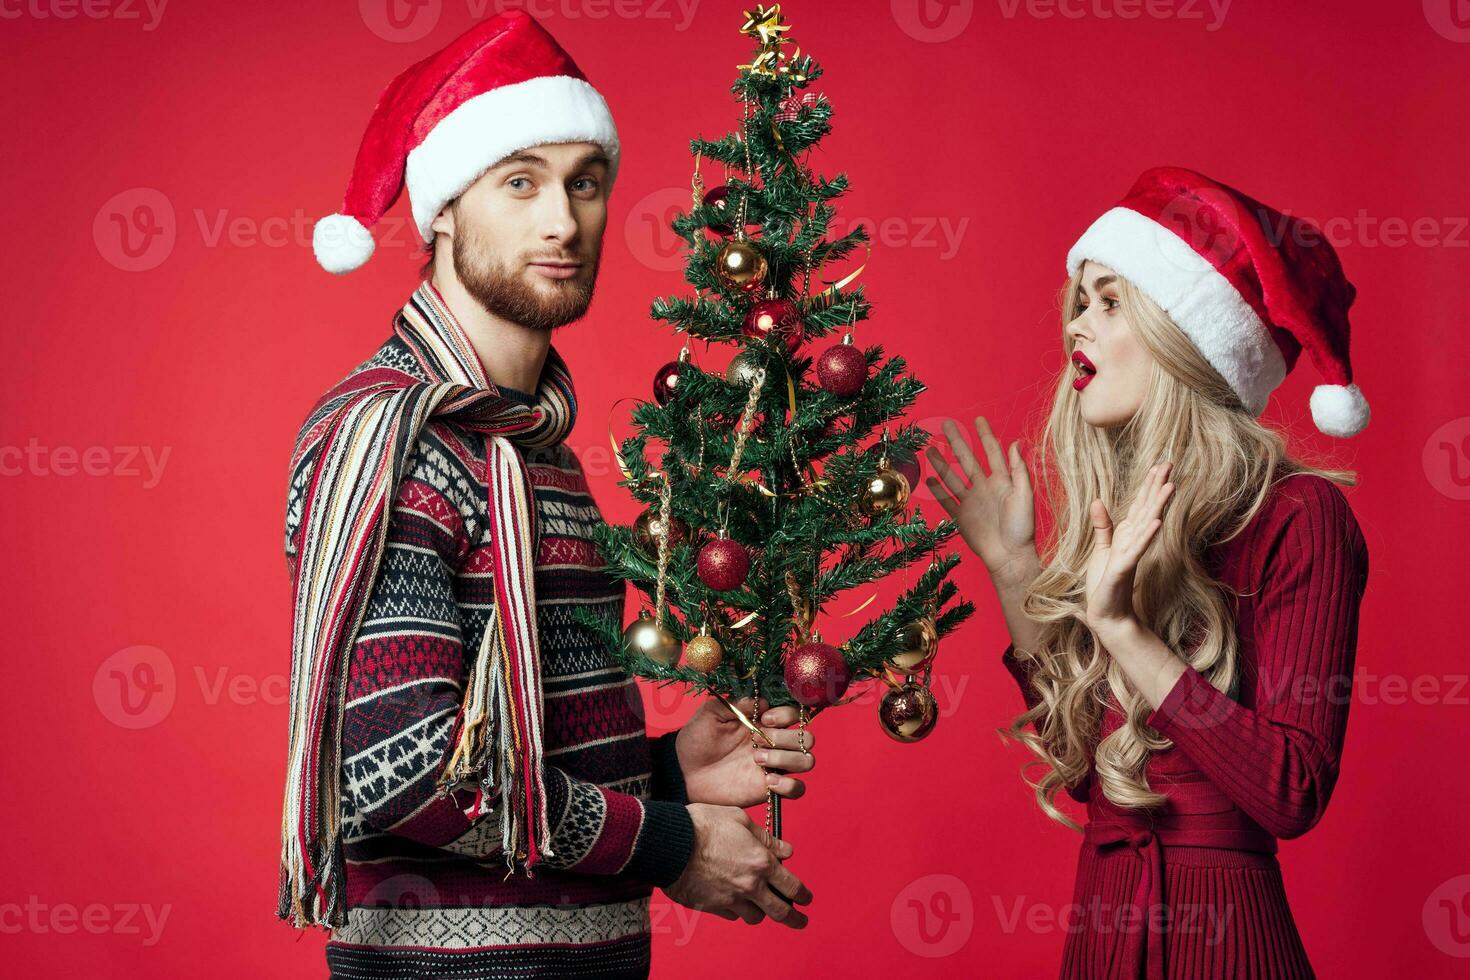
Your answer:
[281,12,816,979]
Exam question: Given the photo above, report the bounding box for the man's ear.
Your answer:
[429,203,456,239]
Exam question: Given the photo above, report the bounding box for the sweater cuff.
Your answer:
[1146,664,1226,735]
[623,800,695,888]
[648,730,689,805]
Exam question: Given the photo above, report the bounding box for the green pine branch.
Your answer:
[583,17,974,711]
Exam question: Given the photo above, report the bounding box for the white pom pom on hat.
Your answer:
[1310,383,1370,438]
[312,10,620,275]
[1066,167,1370,438]
[312,214,376,275]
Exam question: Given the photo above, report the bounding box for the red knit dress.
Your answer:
[1002,472,1369,980]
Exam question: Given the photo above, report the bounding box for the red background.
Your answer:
[5,0,1470,976]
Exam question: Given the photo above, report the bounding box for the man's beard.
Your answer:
[452,226,599,332]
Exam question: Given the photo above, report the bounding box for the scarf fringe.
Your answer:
[439,437,554,872]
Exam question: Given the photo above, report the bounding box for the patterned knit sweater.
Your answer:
[287,331,695,979]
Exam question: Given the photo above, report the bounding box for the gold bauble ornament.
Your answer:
[890,616,938,672]
[633,509,688,554]
[623,610,681,666]
[685,632,724,673]
[715,240,768,292]
[878,682,939,743]
[860,463,911,516]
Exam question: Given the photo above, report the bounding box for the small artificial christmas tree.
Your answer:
[577,3,974,835]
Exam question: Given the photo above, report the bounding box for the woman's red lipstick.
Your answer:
[1072,351,1097,391]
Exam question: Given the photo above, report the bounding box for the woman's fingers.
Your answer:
[1135,465,1174,527]
[1008,441,1032,501]
[1127,482,1173,554]
[943,419,984,483]
[1121,466,1154,524]
[1089,499,1113,551]
[1123,462,1172,526]
[926,478,960,518]
[1117,467,1171,560]
[925,447,969,497]
[1116,518,1164,568]
[1149,478,1175,520]
[974,416,1009,479]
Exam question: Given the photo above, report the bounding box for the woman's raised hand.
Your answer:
[1082,462,1175,631]
[926,416,1040,590]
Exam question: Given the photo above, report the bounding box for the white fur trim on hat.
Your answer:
[312,213,375,274]
[1066,206,1287,416]
[404,74,620,243]
[1309,382,1370,437]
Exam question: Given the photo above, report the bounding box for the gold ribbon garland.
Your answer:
[816,240,872,302]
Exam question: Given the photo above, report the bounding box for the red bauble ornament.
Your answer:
[816,340,867,396]
[891,452,921,491]
[785,641,851,709]
[697,536,750,591]
[878,682,939,743]
[652,360,684,406]
[742,298,804,353]
[703,186,734,235]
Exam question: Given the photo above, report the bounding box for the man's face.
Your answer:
[432,141,610,331]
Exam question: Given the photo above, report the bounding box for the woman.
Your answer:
[928,167,1370,978]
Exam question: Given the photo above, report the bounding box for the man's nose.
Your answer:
[539,187,578,245]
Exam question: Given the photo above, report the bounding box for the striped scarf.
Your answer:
[278,280,578,929]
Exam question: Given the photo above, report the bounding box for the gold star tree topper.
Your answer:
[740,4,791,46]
[738,4,807,80]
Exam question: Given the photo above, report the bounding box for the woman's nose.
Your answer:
[1066,311,1092,343]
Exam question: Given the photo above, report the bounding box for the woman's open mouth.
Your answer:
[1072,351,1097,391]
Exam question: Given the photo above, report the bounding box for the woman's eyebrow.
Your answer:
[1091,274,1118,291]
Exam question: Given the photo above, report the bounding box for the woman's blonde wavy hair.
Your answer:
[1001,266,1355,829]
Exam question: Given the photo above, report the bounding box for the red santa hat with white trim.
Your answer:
[1066,166,1369,437]
[312,10,619,275]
